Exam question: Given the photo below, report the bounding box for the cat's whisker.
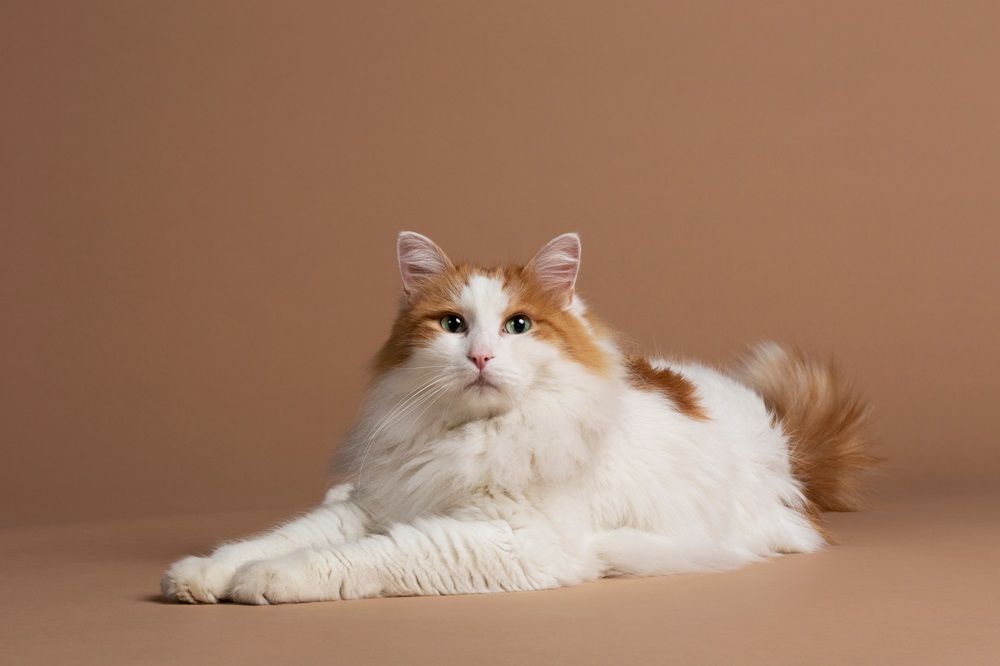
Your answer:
[354,376,452,488]
[404,382,451,433]
[368,375,451,436]
[355,381,451,487]
[360,379,447,449]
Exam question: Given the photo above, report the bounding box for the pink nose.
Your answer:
[468,353,494,371]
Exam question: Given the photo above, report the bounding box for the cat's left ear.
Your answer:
[527,232,581,307]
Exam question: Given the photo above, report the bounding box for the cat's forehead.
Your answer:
[421,264,565,316]
[458,273,509,316]
[408,264,537,313]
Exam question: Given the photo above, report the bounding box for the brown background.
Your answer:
[3,1,999,528]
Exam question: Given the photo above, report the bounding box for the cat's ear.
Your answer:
[527,232,581,306]
[397,231,454,296]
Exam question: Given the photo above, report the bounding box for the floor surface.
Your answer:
[3,488,998,665]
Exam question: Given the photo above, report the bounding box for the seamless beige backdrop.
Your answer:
[2,1,999,527]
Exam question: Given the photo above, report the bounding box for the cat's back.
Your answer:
[625,356,777,443]
[652,359,774,433]
[602,356,793,499]
[577,355,806,542]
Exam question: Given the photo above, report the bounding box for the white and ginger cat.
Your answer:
[162,232,876,604]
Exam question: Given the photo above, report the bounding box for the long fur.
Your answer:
[731,342,878,512]
[161,233,876,605]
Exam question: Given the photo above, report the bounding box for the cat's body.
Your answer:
[162,233,874,604]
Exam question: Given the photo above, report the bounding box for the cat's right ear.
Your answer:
[397,232,454,297]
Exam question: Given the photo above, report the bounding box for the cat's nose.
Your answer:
[467,352,494,371]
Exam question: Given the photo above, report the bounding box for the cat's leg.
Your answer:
[228,515,598,604]
[161,485,370,603]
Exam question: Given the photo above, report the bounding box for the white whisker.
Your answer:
[354,375,452,488]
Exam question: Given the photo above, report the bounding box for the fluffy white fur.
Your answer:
[162,233,825,605]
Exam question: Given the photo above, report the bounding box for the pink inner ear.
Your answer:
[529,233,581,300]
[397,232,452,293]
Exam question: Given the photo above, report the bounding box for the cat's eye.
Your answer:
[504,314,532,334]
[440,314,467,333]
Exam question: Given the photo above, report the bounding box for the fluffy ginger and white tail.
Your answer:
[732,342,878,514]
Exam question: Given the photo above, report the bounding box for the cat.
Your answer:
[161,232,875,604]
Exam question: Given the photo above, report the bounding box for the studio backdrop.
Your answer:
[2,1,998,527]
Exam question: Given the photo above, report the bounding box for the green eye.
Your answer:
[504,314,532,334]
[440,314,466,333]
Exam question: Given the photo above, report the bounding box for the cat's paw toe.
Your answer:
[229,551,339,605]
[229,560,289,605]
[160,555,233,604]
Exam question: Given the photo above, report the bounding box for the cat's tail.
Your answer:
[731,342,878,512]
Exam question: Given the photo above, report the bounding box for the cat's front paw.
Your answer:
[160,555,237,604]
[228,549,345,605]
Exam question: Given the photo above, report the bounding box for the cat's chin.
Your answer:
[452,382,516,418]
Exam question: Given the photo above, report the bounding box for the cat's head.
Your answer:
[374,232,613,416]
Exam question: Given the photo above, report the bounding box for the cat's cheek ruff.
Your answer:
[346,352,620,525]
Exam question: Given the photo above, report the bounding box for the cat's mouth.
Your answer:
[466,375,499,390]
